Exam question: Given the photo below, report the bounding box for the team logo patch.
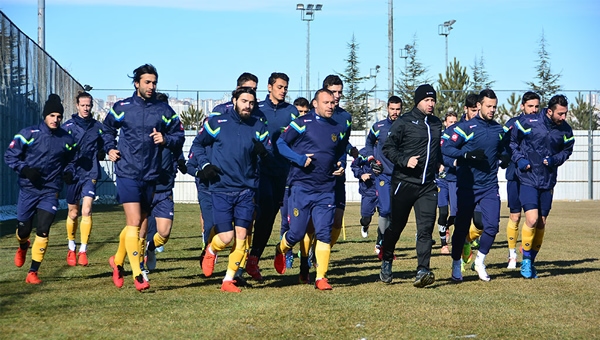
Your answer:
[133,251,139,256]
[380,180,384,187]
[451,133,458,141]
[331,134,338,142]
[92,179,97,184]
[440,140,444,146]
[469,125,477,128]
[218,119,228,123]
[9,140,15,148]
[293,208,299,217]
[39,247,45,252]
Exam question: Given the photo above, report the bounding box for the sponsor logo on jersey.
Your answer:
[411,120,419,125]
[9,140,15,148]
[451,133,458,141]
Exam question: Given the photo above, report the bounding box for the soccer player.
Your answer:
[364,95,402,254]
[510,94,574,278]
[437,110,458,255]
[503,91,540,269]
[5,94,76,284]
[104,64,185,291]
[294,97,310,116]
[273,89,347,290]
[442,89,509,282]
[246,72,299,281]
[144,92,186,272]
[62,91,105,267]
[350,148,378,242]
[193,87,271,293]
[322,75,358,248]
[211,72,258,115]
[380,84,442,287]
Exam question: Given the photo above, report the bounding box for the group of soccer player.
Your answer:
[4,62,574,292]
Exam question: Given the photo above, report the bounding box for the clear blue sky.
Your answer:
[2,0,599,102]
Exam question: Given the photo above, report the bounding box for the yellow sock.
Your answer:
[154,233,168,248]
[211,235,229,253]
[226,238,246,280]
[206,227,217,247]
[16,230,30,245]
[80,216,92,245]
[278,232,291,254]
[114,226,127,266]
[506,219,519,249]
[238,236,250,270]
[125,225,142,277]
[300,233,311,257]
[521,225,536,252]
[139,236,146,266]
[330,227,342,246]
[467,224,483,243]
[315,240,331,279]
[31,236,49,263]
[532,227,545,252]
[66,216,78,241]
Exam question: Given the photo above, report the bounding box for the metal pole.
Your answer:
[589,90,594,199]
[445,35,448,72]
[388,0,394,97]
[38,0,45,49]
[306,20,311,99]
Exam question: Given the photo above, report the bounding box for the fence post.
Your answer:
[589,90,594,199]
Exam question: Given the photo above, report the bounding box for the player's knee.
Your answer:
[17,220,33,239]
[360,216,372,227]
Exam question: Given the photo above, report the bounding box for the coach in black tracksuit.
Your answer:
[380,84,442,288]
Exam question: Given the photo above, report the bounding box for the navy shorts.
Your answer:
[17,190,58,221]
[376,174,392,218]
[116,177,155,213]
[360,191,378,218]
[151,190,174,220]
[66,179,97,204]
[211,189,255,233]
[506,179,522,213]
[519,184,553,217]
[286,185,335,245]
[196,181,214,243]
[456,186,501,234]
[334,177,346,210]
[437,179,458,217]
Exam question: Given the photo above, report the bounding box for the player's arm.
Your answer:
[548,128,574,167]
[161,108,185,152]
[190,120,216,169]
[4,129,30,174]
[509,118,530,170]
[441,124,468,160]
[276,121,307,167]
[364,123,378,158]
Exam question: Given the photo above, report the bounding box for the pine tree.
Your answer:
[180,105,204,131]
[436,58,469,119]
[395,35,431,113]
[568,93,599,130]
[470,53,495,92]
[525,31,561,107]
[497,92,521,125]
[339,35,370,130]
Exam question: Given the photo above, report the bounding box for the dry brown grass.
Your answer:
[1,201,599,339]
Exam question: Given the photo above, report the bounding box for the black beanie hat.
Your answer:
[414,84,436,105]
[43,94,64,117]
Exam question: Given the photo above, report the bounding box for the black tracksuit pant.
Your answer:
[382,180,437,271]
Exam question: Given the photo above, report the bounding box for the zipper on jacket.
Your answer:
[422,115,431,184]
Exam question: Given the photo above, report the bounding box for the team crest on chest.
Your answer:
[380,180,384,187]
[293,208,299,217]
[331,134,338,142]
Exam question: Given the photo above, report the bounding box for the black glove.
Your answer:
[252,140,268,159]
[21,166,41,183]
[62,172,74,185]
[349,146,359,159]
[177,159,188,174]
[370,159,383,175]
[464,149,487,161]
[499,153,511,169]
[202,164,222,180]
[97,149,106,161]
